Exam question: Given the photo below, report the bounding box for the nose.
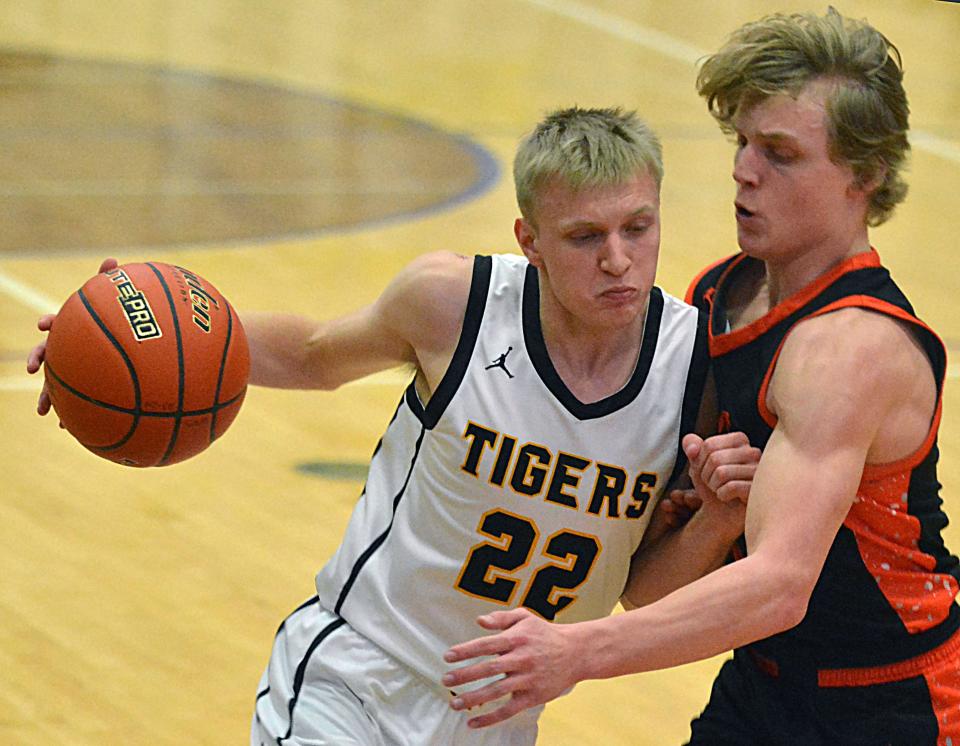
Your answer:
[733,144,760,188]
[599,235,631,276]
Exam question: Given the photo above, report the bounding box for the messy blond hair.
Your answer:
[697,8,909,226]
[514,107,662,222]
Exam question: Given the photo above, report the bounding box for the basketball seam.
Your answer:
[73,288,142,450]
[146,263,185,465]
[43,363,245,418]
[210,297,234,443]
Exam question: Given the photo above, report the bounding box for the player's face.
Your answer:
[516,171,660,330]
[730,79,871,263]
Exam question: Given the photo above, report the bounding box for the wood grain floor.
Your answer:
[1,1,958,743]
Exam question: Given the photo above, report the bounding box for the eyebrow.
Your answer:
[559,207,655,230]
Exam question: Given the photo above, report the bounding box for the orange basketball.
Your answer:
[43,262,250,467]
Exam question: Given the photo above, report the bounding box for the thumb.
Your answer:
[682,433,703,462]
[682,433,707,493]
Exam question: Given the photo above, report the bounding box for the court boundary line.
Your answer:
[521,0,960,166]
[0,268,58,314]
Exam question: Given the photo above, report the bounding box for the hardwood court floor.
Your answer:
[1,1,958,744]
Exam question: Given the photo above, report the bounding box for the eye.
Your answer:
[767,147,795,164]
[569,231,601,243]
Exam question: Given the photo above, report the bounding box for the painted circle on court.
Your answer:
[0,51,499,255]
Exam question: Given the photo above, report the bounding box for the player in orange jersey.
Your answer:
[444,10,960,745]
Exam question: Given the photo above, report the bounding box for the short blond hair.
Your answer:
[697,8,909,226]
[514,107,662,221]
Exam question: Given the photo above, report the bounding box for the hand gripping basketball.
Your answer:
[34,260,250,467]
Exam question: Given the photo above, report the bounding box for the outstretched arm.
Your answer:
[231,251,473,392]
[442,308,931,728]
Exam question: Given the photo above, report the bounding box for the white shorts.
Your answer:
[251,598,540,746]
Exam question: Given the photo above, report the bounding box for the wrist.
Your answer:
[565,617,616,682]
[689,501,744,546]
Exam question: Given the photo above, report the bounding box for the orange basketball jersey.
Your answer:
[687,249,959,671]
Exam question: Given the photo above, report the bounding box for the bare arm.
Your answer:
[442,308,934,727]
[622,371,757,609]
[621,432,756,609]
[244,251,474,392]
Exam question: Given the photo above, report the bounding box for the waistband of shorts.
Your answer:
[747,626,960,688]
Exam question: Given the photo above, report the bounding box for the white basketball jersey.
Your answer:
[315,254,708,688]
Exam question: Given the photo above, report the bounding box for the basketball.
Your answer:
[43,262,250,467]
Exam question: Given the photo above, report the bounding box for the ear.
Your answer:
[852,163,886,197]
[515,217,542,266]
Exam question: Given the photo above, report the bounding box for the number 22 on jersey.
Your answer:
[455,508,601,620]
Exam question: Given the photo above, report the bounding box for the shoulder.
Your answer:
[780,307,921,383]
[770,307,928,445]
[377,251,479,358]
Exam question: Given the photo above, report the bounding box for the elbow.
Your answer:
[766,589,809,633]
[752,560,815,635]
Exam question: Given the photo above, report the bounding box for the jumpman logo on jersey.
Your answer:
[485,347,514,378]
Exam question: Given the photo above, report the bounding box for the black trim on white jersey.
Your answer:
[667,310,711,486]
[268,615,346,745]
[333,426,427,615]
[521,263,664,420]
[405,254,493,429]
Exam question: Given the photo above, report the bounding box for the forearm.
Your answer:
[242,311,334,389]
[622,511,737,609]
[581,553,807,680]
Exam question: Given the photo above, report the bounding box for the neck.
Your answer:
[538,286,648,402]
[764,232,871,305]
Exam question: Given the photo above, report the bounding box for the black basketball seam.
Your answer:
[44,363,245,418]
[209,298,234,443]
[73,288,143,449]
[147,263,186,465]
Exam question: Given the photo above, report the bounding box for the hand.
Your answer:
[442,608,581,729]
[657,487,703,529]
[685,431,760,504]
[27,257,118,416]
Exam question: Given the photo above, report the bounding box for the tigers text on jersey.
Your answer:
[315,253,708,689]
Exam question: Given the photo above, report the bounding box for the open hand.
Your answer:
[442,608,582,729]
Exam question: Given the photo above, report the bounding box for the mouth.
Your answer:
[735,202,756,220]
[600,286,638,302]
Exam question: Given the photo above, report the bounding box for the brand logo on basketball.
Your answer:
[177,266,220,333]
[109,268,163,341]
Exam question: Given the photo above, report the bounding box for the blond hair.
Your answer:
[697,7,909,226]
[514,107,662,221]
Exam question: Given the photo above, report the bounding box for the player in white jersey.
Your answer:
[24,108,757,743]
[241,107,756,745]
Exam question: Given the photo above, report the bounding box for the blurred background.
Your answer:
[2,1,958,743]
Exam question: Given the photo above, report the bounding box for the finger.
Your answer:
[716,481,753,504]
[700,431,751,451]
[466,695,529,729]
[475,608,531,632]
[705,463,758,494]
[681,433,703,461]
[26,344,45,374]
[37,390,52,416]
[700,447,761,487]
[98,258,119,274]
[443,657,508,689]
[449,674,515,711]
[37,314,56,331]
[444,633,512,665]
